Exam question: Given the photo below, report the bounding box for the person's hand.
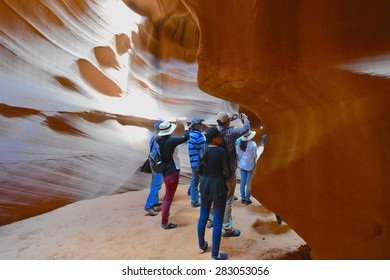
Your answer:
[231,113,239,121]
[231,113,247,121]
[176,118,188,129]
[176,118,187,125]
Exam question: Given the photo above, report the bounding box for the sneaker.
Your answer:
[212,252,228,260]
[206,220,213,228]
[245,199,253,205]
[241,199,246,204]
[222,229,241,237]
[233,195,238,201]
[276,215,283,225]
[198,241,208,254]
[191,202,200,208]
[144,207,158,216]
[153,202,163,207]
[160,223,177,229]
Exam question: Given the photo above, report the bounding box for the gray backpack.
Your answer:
[148,142,166,174]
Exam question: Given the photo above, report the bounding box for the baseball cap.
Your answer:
[189,117,204,129]
[216,112,231,124]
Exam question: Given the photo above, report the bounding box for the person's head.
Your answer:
[189,118,205,131]
[241,130,256,142]
[205,127,222,145]
[239,130,256,151]
[157,121,177,137]
[216,112,231,127]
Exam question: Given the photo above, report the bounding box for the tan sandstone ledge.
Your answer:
[0,184,309,260]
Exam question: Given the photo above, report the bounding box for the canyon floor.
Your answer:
[0,183,310,260]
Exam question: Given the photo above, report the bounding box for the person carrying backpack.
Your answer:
[143,121,163,216]
[187,117,206,208]
[197,127,229,260]
[155,119,189,229]
[216,112,250,237]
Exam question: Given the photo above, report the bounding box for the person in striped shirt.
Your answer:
[188,118,206,208]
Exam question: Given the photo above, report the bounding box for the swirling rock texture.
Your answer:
[0,0,389,260]
[0,0,235,226]
[182,0,390,259]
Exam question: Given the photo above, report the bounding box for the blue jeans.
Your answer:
[240,169,252,201]
[144,171,163,209]
[189,168,200,205]
[198,195,227,258]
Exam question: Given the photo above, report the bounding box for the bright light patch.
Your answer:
[103,1,143,35]
[338,54,390,78]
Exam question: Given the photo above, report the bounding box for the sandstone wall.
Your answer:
[1,0,389,259]
[183,0,390,259]
[0,0,234,225]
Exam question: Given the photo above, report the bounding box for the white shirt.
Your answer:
[173,146,180,169]
[236,140,258,171]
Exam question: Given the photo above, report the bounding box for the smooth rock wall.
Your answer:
[183,0,390,259]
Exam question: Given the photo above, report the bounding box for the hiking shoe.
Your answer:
[245,199,253,205]
[161,223,177,229]
[191,202,200,208]
[212,252,228,260]
[198,241,208,254]
[144,207,158,216]
[222,229,241,237]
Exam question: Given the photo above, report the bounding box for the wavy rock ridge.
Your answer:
[0,0,235,226]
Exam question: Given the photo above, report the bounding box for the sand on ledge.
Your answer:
[0,183,309,260]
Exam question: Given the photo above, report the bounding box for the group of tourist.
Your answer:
[142,112,258,260]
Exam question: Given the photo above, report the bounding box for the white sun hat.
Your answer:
[158,121,177,136]
[241,130,256,141]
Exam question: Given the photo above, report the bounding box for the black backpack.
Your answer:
[195,147,208,176]
[220,129,235,178]
[148,141,167,174]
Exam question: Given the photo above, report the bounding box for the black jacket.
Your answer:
[159,130,189,176]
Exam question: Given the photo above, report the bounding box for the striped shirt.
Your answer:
[188,129,206,168]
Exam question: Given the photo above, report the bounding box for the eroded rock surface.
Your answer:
[0,0,234,225]
[1,0,389,259]
[182,0,390,259]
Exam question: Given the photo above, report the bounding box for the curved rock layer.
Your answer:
[0,0,236,225]
[182,0,390,259]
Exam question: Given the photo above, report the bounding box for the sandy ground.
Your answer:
[0,183,309,260]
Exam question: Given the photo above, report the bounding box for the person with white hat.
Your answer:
[236,130,258,205]
[216,111,250,237]
[155,119,189,229]
[143,121,164,216]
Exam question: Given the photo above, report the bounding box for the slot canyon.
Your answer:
[0,0,389,259]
